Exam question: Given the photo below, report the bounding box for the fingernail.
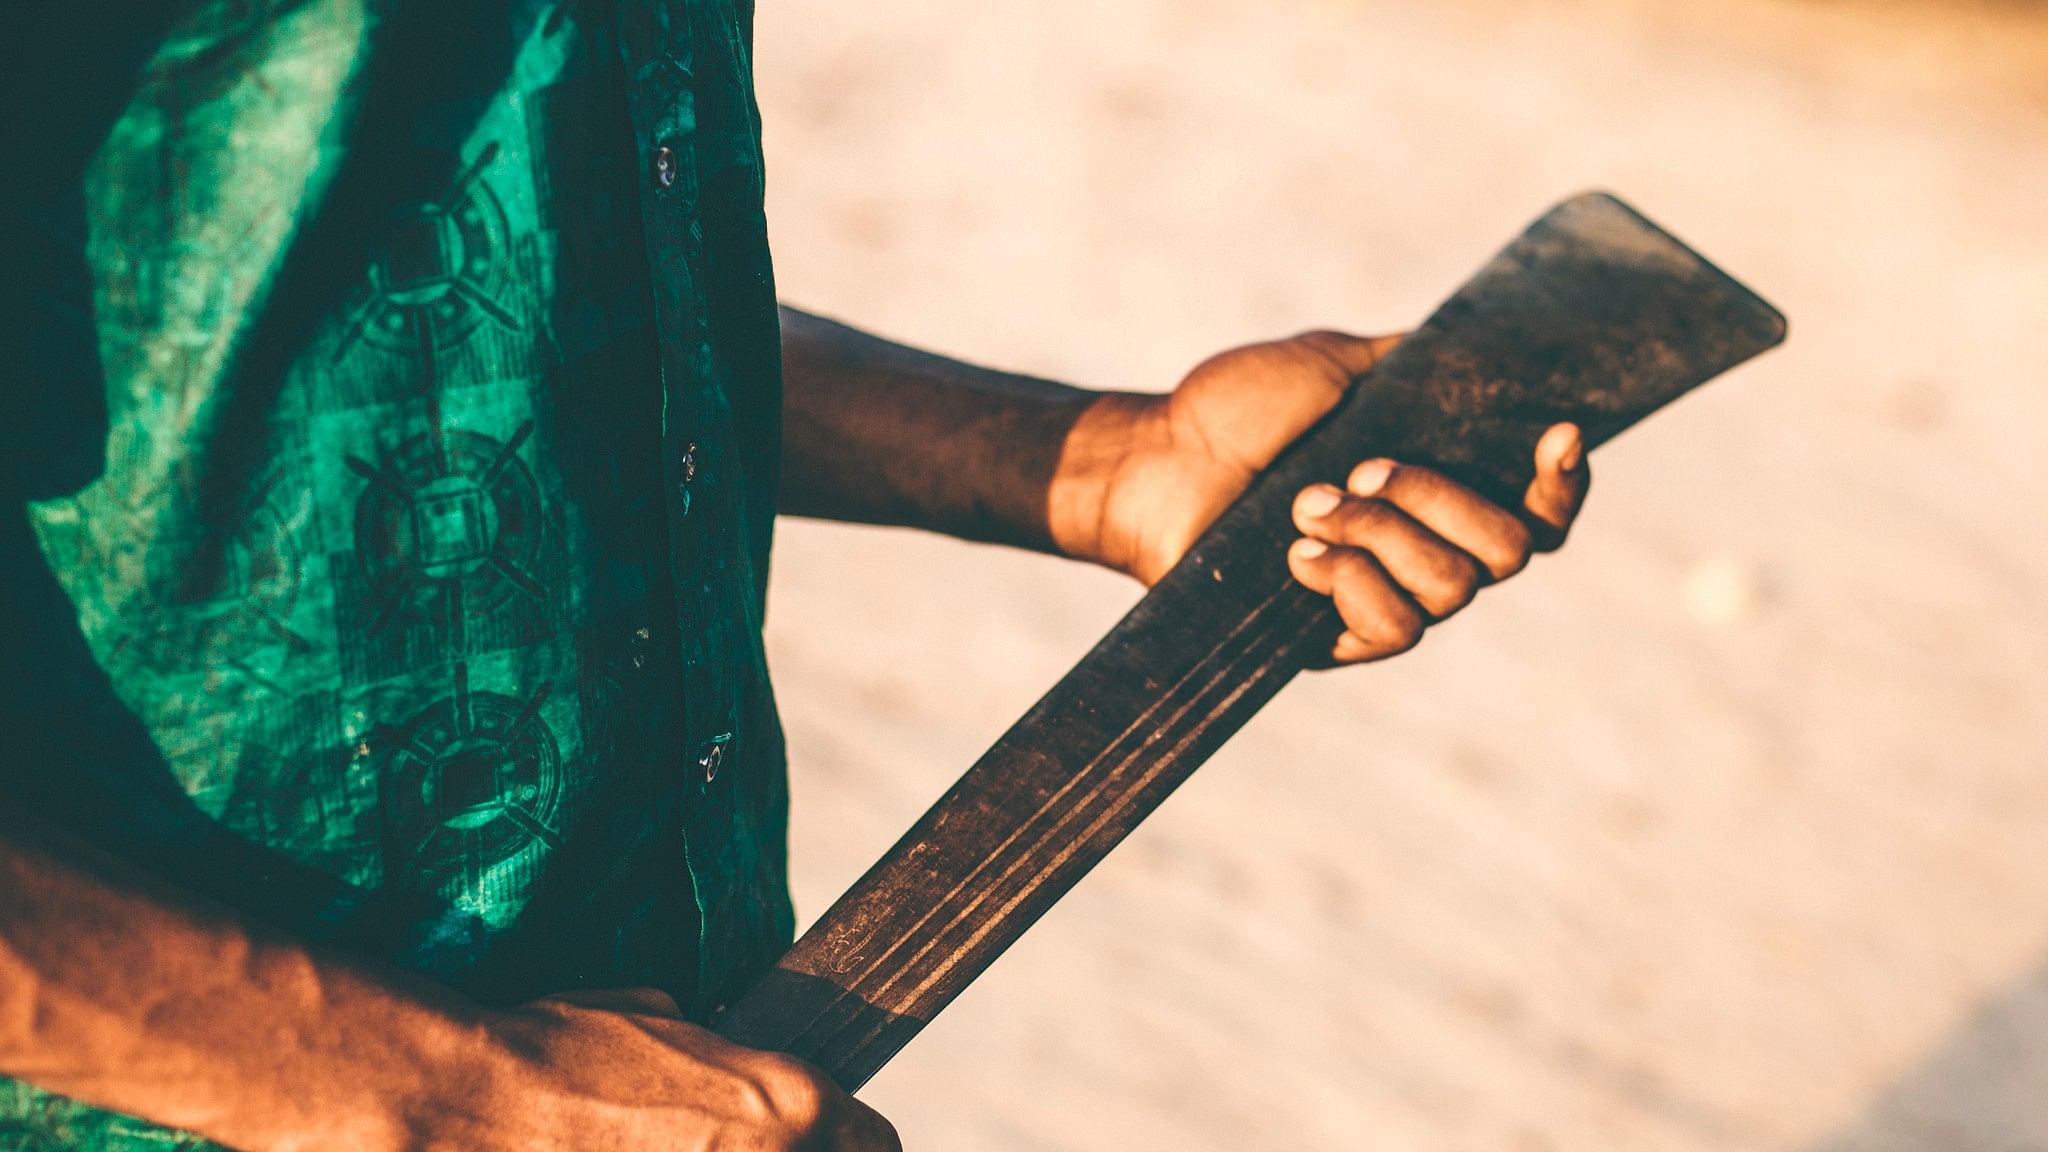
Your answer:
[1349,459,1393,495]
[1559,427,1584,472]
[1291,537,1329,560]
[1296,485,1343,518]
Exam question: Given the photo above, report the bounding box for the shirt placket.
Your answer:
[613,0,742,1006]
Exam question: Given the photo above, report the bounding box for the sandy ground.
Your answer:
[748,1,2048,1148]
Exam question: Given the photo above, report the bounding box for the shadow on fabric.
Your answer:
[0,0,552,984]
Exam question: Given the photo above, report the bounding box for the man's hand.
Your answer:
[488,989,901,1152]
[778,310,1588,662]
[0,807,900,1152]
[1052,331,1590,664]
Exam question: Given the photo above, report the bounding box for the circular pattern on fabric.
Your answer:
[347,420,544,634]
[379,662,563,904]
[336,143,520,360]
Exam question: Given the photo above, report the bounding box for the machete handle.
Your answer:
[715,192,1786,1089]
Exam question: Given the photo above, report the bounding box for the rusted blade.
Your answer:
[716,192,1786,1089]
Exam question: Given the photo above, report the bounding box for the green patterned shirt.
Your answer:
[3,0,793,1146]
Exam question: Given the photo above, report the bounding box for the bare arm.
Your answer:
[0,805,898,1151]
[777,306,1590,665]
[777,306,1104,555]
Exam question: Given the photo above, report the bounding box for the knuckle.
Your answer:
[1330,549,1380,587]
[1376,461,1435,502]
[776,1067,830,1130]
[1329,495,1391,539]
[1323,555,1373,609]
[739,1052,830,1134]
[1424,554,1482,616]
[1490,520,1534,577]
[1455,552,1485,597]
[1334,565,1425,653]
[1370,598,1426,652]
[1396,609,1427,650]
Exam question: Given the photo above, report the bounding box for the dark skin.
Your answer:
[779,309,1587,662]
[0,314,1586,1151]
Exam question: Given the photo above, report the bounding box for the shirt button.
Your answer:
[675,442,698,515]
[652,144,678,189]
[696,733,731,783]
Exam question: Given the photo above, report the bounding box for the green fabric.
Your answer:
[7,0,793,1146]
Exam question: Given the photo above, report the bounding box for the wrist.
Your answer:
[1046,390,1168,574]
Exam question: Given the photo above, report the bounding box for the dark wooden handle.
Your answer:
[715,192,1786,1089]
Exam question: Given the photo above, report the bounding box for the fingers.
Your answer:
[1337,460,1533,582]
[740,1050,902,1152]
[833,1095,905,1152]
[499,989,903,1152]
[1523,422,1590,551]
[1290,437,1592,664]
[1291,483,1483,618]
[1286,538,1425,663]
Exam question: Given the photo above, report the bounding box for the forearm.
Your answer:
[0,806,504,1152]
[777,306,1141,558]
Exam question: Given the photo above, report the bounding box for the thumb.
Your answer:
[1292,329,1405,380]
[1188,329,1405,474]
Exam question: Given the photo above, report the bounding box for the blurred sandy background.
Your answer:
[750,1,2048,1148]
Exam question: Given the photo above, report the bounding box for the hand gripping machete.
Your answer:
[714,192,1787,1088]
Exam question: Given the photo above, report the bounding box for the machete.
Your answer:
[715,192,1786,1088]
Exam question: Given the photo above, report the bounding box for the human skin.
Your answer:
[0,810,902,1152]
[0,312,1587,1151]
[779,307,1589,664]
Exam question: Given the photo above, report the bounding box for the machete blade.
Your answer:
[716,192,1786,1089]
